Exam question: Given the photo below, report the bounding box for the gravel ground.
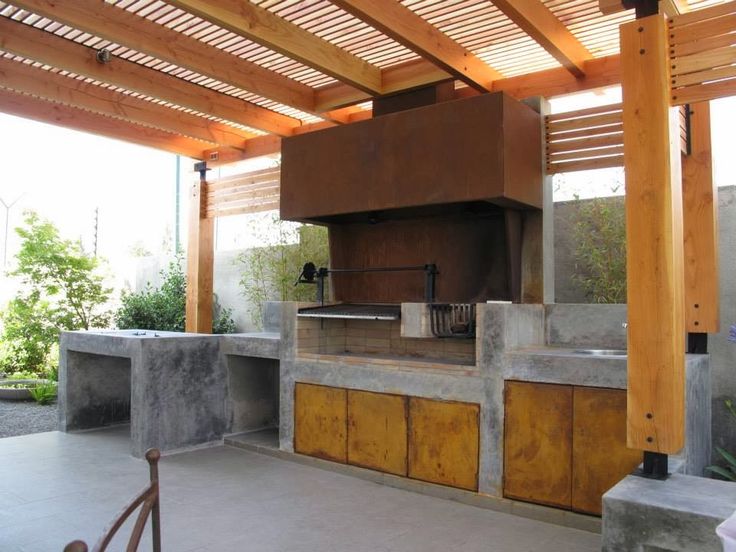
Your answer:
[0,400,58,438]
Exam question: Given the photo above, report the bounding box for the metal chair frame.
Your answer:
[64,448,162,552]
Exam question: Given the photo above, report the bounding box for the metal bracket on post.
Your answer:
[624,0,660,18]
[193,161,210,181]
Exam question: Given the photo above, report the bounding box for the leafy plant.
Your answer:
[707,399,736,481]
[571,194,627,303]
[238,216,329,328]
[29,380,57,405]
[0,212,112,375]
[115,257,234,333]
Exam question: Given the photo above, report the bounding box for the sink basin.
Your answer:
[573,349,627,357]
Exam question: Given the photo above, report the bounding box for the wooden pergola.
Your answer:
[0,0,733,459]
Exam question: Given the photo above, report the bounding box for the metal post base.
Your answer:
[634,451,669,480]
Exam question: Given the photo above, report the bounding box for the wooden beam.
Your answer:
[167,0,382,95]
[0,58,256,149]
[0,17,301,136]
[331,0,501,91]
[682,101,719,333]
[0,87,207,158]
[621,14,685,454]
[316,54,621,112]
[491,0,592,77]
[203,135,282,167]
[185,170,214,333]
[10,0,318,117]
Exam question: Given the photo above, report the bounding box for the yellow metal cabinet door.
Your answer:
[572,387,643,515]
[503,381,573,509]
[294,383,347,463]
[408,397,480,491]
[347,390,408,476]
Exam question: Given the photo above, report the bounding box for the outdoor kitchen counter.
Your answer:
[221,332,280,360]
[504,347,709,390]
[59,329,226,458]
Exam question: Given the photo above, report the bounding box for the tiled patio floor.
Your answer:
[0,426,601,551]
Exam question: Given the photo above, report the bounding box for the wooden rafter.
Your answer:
[167,0,382,95]
[331,0,501,91]
[0,87,208,159]
[9,0,322,118]
[0,58,256,149]
[0,17,301,136]
[490,0,593,77]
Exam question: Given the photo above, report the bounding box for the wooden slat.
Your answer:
[546,111,622,133]
[0,58,254,149]
[682,102,720,333]
[208,173,280,193]
[546,132,623,154]
[621,14,685,454]
[600,0,686,17]
[330,0,501,91]
[185,175,214,332]
[205,201,279,218]
[546,123,624,142]
[672,64,736,88]
[669,13,736,45]
[168,0,382,95]
[546,103,623,123]
[671,78,736,104]
[670,32,736,58]
[671,46,736,77]
[0,17,301,136]
[490,0,593,77]
[9,0,317,117]
[670,0,736,27]
[207,187,279,208]
[548,145,624,162]
[0,88,207,159]
[546,154,624,173]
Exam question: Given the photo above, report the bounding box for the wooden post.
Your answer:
[683,102,719,334]
[621,14,685,454]
[185,163,214,333]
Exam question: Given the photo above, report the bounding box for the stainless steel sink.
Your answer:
[573,349,627,357]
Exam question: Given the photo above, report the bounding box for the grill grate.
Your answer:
[297,303,400,321]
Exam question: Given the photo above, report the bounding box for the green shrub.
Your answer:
[571,196,626,304]
[238,218,329,328]
[29,380,57,405]
[115,257,235,333]
[707,399,736,481]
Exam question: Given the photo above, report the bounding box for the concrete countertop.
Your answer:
[505,347,708,390]
[221,332,281,360]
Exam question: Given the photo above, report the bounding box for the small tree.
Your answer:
[238,217,329,327]
[11,211,112,330]
[0,212,112,374]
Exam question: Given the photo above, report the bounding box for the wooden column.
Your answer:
[621,14,685,454]
[683,102,719,333]
[185,164,214,333]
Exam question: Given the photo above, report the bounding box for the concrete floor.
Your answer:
[0,426,601,552]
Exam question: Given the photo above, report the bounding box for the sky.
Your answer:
[0,87,733,300]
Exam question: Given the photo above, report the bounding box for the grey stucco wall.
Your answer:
[555,186,736,458]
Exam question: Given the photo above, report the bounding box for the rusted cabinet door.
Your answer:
[408,397,480,491]
[294,383,347,463]
[504,381,573,508]
[572,387,643,515]
[347,390,408,476]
